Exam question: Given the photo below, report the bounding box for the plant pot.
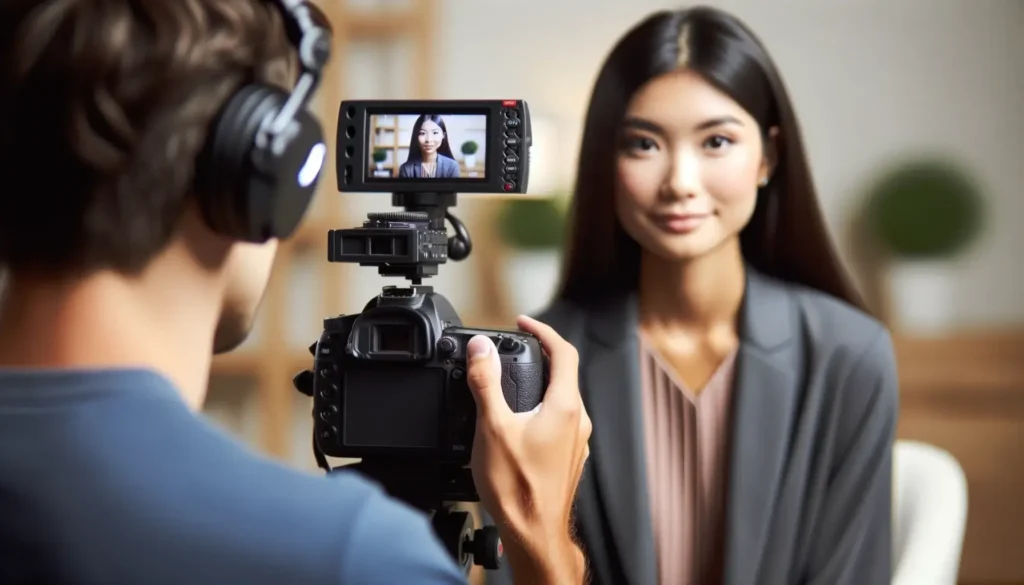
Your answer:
[375,162,384,171]
[464,154,476,168]
[504,249,561,317]
[888,259,958,335]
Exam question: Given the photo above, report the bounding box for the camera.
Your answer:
[292,99,547,573]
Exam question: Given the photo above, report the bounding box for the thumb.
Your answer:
[465,335,508,421]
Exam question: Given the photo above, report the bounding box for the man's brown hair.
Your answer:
[0,0,296,276]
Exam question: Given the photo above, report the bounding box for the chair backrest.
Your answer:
[892,440,968,585]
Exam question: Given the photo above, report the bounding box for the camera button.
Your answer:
[503,182,515,192]
[498,337,523,354]
[438,337,457,355]
[318,405,338,423]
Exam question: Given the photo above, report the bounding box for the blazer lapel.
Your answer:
[581,295,658,585]
[723,267,801,585]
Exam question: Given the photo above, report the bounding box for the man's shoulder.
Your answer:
[0,369,466,585]
[125,411,469,584]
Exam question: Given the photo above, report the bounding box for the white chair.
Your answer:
[892,440,969,585]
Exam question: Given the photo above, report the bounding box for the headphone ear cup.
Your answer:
[195,84,287,242]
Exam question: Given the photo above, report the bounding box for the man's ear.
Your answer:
[759,126,780,185]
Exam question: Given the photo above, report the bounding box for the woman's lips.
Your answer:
[651,212,711,234]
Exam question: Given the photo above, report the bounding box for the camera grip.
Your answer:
[499,361,546,413]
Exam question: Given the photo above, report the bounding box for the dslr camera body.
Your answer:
[311,288,547,467]
[292,99,547,572]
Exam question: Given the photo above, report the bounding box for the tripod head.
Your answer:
[327,192,471,284]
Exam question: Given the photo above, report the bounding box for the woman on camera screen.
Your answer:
[398,114,461,178]
[488,6,897,585]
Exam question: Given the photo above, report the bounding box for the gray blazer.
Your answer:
[398,154,460,178]
[485,266,898,585]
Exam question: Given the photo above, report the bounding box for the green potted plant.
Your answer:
[863,157,986,333]
[494,196,568,315]
[372,148,387,172]
[460,140,479,168]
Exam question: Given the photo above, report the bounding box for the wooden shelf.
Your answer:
[340,10,422,39]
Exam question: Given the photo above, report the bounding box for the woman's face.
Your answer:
[417,119,444,154]
[614,69,775,262]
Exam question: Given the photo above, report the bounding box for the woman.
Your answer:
[488,6,897,585]
[398,114,461,178]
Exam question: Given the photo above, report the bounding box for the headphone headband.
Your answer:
[255,0,331,173]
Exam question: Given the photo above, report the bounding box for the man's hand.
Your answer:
[466,315,591,585]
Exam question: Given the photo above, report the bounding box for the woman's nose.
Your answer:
[661,151,700,200]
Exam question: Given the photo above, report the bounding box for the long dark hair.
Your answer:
[405,114,455,164]
[557,6,866,312]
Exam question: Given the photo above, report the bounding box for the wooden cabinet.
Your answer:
[894,328,1024,584]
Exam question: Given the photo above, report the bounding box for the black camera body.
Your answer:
[310,285,547,464]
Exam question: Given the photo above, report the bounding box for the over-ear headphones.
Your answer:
[194,0,331,243]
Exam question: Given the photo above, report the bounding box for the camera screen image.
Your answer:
[366,114,488,181]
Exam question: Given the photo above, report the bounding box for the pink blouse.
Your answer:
[638,335,738,585]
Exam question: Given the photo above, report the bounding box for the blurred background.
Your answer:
[201,1,1023,583]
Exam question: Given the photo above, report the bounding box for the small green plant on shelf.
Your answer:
[372,149,387,165]
[495,196,568,251]
[863,157,985,260]
[461,140,479,168]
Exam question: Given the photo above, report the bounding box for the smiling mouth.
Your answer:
[651,212,711,234]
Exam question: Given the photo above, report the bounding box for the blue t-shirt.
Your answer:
[0,368,467,585]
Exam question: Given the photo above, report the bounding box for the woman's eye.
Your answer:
[623,136,657,153]
[704,135,733,150]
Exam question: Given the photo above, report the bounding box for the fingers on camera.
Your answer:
[466,335,508,422]
[516,317,586,428]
